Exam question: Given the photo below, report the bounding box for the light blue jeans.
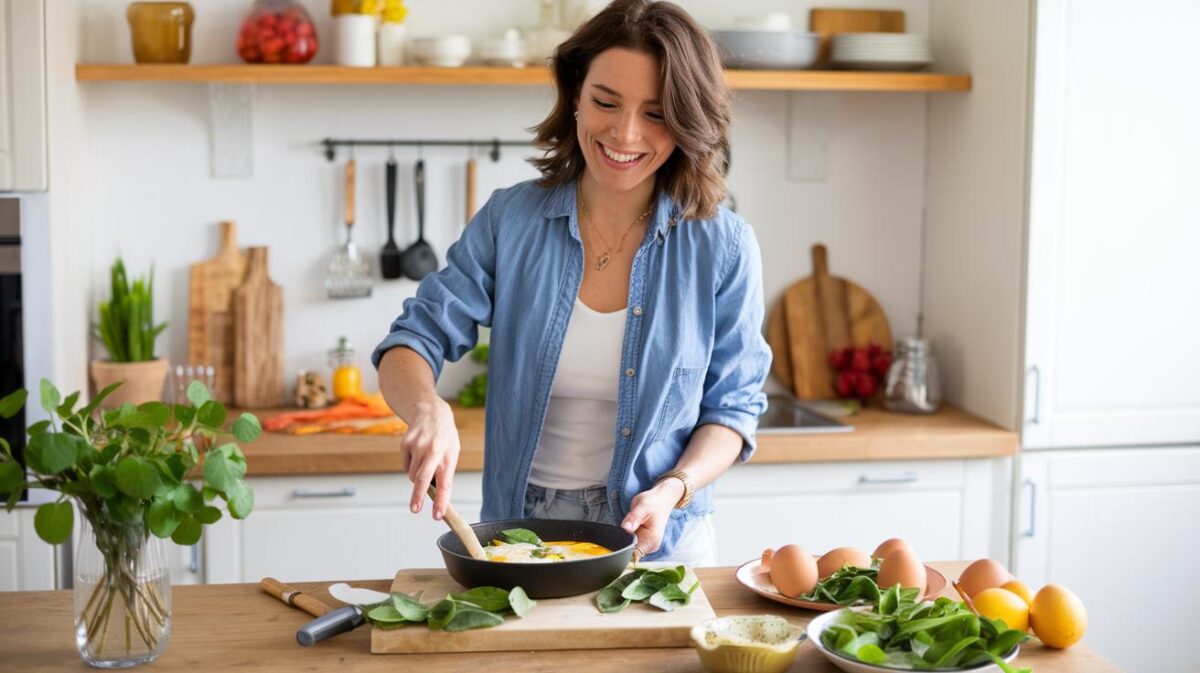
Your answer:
[523,483,718,567]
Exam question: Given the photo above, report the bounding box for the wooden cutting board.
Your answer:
[809,8,906,67]
[371,566,716,654]
[187,221,247,403]
[766,244,892,399]
[232,246,284,408]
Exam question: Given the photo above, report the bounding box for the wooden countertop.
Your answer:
[0,562,1115,672]
[237,404,1017,477]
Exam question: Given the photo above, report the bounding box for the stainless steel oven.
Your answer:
[0,199,24,502]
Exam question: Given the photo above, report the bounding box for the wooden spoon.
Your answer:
[426,486,487,560]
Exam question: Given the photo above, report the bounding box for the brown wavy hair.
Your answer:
[529,0,731,220]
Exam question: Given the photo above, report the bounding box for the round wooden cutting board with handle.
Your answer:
[767,244,893,399]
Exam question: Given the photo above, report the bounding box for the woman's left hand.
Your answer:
[620,478,685,557]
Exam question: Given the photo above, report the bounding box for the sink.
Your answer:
[757,395,852,434]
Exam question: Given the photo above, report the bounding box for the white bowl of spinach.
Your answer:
[806,585,1028,673]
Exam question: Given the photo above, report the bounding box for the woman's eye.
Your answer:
[593,98,616,109]
[647,111,665,122]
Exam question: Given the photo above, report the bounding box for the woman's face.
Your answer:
[575,48,677,196]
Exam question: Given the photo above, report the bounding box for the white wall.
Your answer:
[58,0,935,401]
[923,0,1031,429]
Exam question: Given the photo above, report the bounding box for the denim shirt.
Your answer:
[372,178,771,561]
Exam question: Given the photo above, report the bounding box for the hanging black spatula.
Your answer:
[380,157,403,279]
[400,158,439,281]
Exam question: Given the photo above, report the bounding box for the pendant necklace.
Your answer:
[579,197,655,271]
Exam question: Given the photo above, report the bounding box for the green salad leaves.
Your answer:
[820,585,1030,673]
[801,558,923,606]
[596,565,698,613]
[365,586,535,632]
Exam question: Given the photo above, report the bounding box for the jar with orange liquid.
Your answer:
[328,336,363,401]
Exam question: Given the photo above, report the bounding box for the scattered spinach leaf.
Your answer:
[596,566,698,614]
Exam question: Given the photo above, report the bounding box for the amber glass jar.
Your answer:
[127,2,195,63]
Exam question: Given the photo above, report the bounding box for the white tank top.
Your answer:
[528,298,627,489]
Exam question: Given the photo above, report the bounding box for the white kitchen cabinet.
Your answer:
[205,473,484,584]
[1012,447,1200,673]
[713,458,1005,567]
[0,507,57,591]
[0,0,48,191]
[1020,0,1200,449]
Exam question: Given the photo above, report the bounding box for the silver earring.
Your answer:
[574,110,579,120]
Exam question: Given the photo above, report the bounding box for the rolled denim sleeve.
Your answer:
[371,192,498,379]
[697,219,772,462]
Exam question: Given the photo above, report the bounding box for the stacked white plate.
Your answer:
[831,32,932,71]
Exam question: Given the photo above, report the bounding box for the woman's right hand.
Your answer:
[400,397,460,521]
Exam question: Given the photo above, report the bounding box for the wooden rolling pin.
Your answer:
[260,577,331,617]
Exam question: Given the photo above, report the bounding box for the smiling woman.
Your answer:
[374,0,771,569]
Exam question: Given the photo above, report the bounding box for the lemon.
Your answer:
[1001,579,1034,607]
[1030,584,1087,649]
[972,587,1030,632]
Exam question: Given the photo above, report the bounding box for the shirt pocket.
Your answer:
[652,366,706,444]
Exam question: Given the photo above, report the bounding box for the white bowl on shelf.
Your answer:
[479,29,526,68]
[410,35,472,67]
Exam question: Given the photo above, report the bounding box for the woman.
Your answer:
[373,0,770,566]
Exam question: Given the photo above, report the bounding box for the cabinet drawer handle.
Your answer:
[1022,479,1037,538]
[858,472,919,485]
[291,487,357,498]
[189,544,200,574]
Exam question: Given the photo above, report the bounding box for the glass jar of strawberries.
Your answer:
[237,0,318,64]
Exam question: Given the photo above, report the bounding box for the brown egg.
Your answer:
[958,558,1012,598]
[816,547,872,579]
[769,544,819,598]
[876,548,927,593]
[873,537,912,560]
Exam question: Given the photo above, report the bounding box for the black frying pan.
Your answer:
[437,518,637,599]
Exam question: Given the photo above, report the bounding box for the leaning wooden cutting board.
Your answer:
[766,244,892,399]
[187,221,247,403]
[232,246,284,408]
[371,566,716,654]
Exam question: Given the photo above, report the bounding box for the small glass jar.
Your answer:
[329,336,363,401]
[126,2,195,64]
[236,0,319,64]
[883,337,942,414]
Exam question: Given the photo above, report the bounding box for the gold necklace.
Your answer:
[579,198,655,271]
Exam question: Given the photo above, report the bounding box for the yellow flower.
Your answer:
[359,0,381,15]
[330,0,355,15]
[382,0,408,23]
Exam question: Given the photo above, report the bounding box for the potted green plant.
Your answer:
[0,379,260,667]
[90,257,169,408]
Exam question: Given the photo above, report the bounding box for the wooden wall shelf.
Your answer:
[75,63,971,92]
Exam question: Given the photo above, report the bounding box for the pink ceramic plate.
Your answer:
[734,557,948,612]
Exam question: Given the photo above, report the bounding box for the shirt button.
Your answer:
[621,427,632,437]
[624,368,635,378]
[632,306,643,316]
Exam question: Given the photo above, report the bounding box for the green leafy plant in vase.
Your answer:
[0,379,260,667]
[90,257,170,409]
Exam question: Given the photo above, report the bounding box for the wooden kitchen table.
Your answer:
[0,562,1118,672]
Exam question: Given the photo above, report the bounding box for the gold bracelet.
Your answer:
[656,468,694,510]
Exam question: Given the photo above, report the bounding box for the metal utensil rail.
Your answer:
[321,138,534,162]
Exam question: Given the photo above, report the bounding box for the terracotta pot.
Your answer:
[89,358,170,408]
